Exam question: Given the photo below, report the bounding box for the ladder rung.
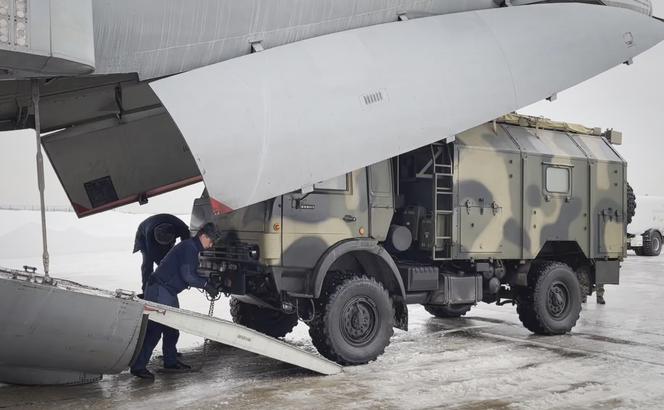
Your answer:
[436,190,453,194]
[435,173,453,177]
[436,210,453,214]
[436,236,452,240]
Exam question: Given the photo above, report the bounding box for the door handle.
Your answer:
[343,215,357,223]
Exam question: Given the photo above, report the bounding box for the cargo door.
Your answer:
[456,147,518,256]
[528,161,590,253]
[506,126,591,258]
[594,161,626,255]
[282,170,369,268]
[571,134,626,258]
[42,109,202,217]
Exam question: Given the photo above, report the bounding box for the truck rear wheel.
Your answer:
[516,261,581,335]
[308,276,394,365]
[423,304,472,318]
[230,297,299,338]
[642,231,662,256]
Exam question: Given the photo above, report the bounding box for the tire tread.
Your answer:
[308,275,394,365]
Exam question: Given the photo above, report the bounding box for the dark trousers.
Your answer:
[131,284,180,371]
[132,321,180,370]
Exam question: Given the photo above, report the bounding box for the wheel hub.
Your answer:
[340,296,378,346]
[547,282,569,318]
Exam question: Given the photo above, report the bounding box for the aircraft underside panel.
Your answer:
[151,4,664,213]
[41,108,202,217]
[90,0,500,80]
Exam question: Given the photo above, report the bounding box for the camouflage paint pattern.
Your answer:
[197,115,625,277]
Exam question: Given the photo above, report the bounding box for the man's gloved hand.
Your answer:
[204,281,220,299]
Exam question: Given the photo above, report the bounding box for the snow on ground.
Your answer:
[1,210,664,409]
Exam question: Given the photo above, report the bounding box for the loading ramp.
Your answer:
[142,301,342,375]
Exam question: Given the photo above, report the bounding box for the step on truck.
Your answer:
[193,114,631,365]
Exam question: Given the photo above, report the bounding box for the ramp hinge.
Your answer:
[251,41,264,53]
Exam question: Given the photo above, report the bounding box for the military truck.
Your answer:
[193,114,629,365]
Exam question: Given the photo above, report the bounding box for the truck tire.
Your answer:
[516,261,582,335]
[626,182,636,226]
[423,304,472,318]
[230,298,299,338]
[642,231,662,256]
[308,276,394,365]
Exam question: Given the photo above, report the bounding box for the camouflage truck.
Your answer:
[193,114,629,365]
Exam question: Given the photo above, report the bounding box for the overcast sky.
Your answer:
[1,1,663,216]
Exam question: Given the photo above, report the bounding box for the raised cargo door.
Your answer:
[42,109,202,217]
[150,4,664,214]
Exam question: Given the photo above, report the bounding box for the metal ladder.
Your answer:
[431,143,454,260]
[143,301,342,375]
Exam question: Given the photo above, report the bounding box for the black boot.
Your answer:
[131,368,155,380]
[159,362,193,373]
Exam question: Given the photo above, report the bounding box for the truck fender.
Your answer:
[643,228,663,238]
[312,238,408,330]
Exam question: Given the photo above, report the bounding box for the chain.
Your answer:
[196,296,217,372]
[208,298,215,317]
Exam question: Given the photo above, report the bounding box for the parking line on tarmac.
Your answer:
[473,331,664,369]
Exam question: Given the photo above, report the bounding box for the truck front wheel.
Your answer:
[230,298,299,338]
[308,276,394,365]
[516,261,581,335]
[424,304,473,318]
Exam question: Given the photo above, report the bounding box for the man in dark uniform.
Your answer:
[133,214,191,293]
[130,223,221,380]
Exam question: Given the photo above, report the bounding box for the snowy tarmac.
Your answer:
[1,210,664,409]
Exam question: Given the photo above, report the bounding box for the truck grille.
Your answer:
[200,243,258,265]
